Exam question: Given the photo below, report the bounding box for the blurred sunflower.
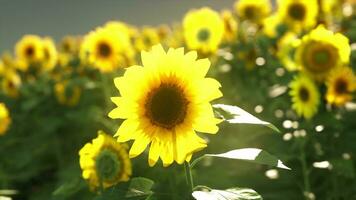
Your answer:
[0,60,3,75]
[0,103,11,136]
[277,0,318,32]
[289,74,320,119]
[234,0,271,24]
[1,70,21,98]
[54,80,81,106]
[15,35,44,71]
[326,67,356,106]
[183,7,224,54]
[58,36,82,66]
[108,44,222,167]
[41,37,58,72]
[277,32,301,71]
[79,131,131,190]
[80,22,133,73]
[263,14,281,38]
[295,25,350,81]
[221,10,238,42]
[134,27,161,51]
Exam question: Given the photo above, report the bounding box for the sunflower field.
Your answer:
[1,0,356,199]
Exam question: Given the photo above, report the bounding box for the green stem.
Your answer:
[184,162,194,193]
[190,155,208,169]
[300,140,311,199]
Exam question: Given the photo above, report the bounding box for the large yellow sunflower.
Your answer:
[42,37,58,72]
[80,21,133,73]
[277,0,318,32]
[108,44,222,167]
[183,7,224,54]
[326,67,356,106]
[15,35,44,70]
[79,131,132,190]
[0,103,11,136]
[295,25,350,81]
[289,74,320,119]
[234,0,271,24]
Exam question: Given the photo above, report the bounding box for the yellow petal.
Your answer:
[148,140,160,167]
[129,134,150,158]
[115,119,139,142]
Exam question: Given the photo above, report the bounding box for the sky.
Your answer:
[0,0,236,52]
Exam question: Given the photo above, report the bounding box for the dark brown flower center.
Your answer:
[97,42,112,58]
[244,6,257,20]
[288,3,306,21]
[145,83,188,129]
[299,86,310,102]
[25,46,35,58]
[335,78,348,94]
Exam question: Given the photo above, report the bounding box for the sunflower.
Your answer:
[134,27,161,52]
[295,25,351,81]
[289,74,320,119]
[108,44,222,167]
[0,103,11,136]
[41,37,58,72]
[326,67,356,106]
[1,70,21,98]
[221,10,238,42]
[263,14,282,38]
[80,21,133,73]
[79,131,132,190]
[15,35,44,71]
[183,7,224,54]
[54,80,81,106]
[234,0,271,24]
[277,0,318,32]
[277,32,301,71]
[58,36,82,66]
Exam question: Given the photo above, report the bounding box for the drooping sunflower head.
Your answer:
[234,0,271,24]
[79,131,132,190]
[0,103,11,136]
[108,44,222,167]
[183,7,224,54]
[1,70,22,98]
[295,25,350,81]
[15,35,44,70]
[58,36,82,66]
[277,0,318,32]
[54,80,81,107]
[41,37,58,72]
[80,22,133,73]
[326,67,356,106]
[289,74,320,119]
[221,10,238,42]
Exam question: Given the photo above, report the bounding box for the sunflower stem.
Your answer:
[184,161,194,193]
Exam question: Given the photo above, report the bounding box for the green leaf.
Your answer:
[94,177,154,200]
[126,177,154,198]
[204,148,290,170]
[53,177,86,196]
[213,104,280,133]
[193,187,263,200]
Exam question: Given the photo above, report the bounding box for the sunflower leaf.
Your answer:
[192,187,263,200]
[213,104,280,133]
[204,148,290,170]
